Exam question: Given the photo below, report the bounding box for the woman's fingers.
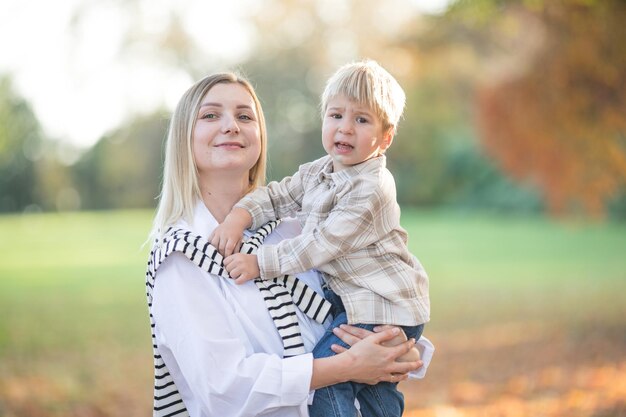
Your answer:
[364,326,403,345]
[331,326,362,347]
[373,331,422,367]
[396,373,409,382]
[384,372,409,383]
[340,329,424,385]
[389,359,423,375]
[386,337,423,374]
[338,324,374,339]
[372,324,394,332]
[330,344,347,354]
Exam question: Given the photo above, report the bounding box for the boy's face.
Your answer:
[322,95,393,172]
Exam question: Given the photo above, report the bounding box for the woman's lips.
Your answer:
[216,142,244,149]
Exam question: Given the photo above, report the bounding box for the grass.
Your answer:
[0,211,151,353]
[401,209,626,328]
[0,210,154,417]
[0,209,625,416]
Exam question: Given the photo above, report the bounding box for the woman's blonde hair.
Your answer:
[149,73,267,243]
[320,59,406,133]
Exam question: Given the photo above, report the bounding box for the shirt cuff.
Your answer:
[257,244,282,279]
[409,336,435,379]
[281,353,314,405]
[234,200,265,230]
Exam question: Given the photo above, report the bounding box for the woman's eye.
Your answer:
[201,113,218,119]
[239,114,252,121]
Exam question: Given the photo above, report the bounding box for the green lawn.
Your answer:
[0,210,154,416]
[0,211,152,353]
[400,209,626,328]
[0,209,625,416]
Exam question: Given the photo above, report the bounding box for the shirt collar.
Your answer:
[188,200,219,236]
[317,154,386,184]
[192,199,253,237]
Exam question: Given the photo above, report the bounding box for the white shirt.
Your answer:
[151,201,433,417]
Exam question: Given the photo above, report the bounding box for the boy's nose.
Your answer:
[338,119,354,134]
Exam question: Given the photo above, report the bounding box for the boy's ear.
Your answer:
[381,127,395,152]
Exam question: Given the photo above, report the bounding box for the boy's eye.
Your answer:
[356,116,369,124]
[329,113,342,119]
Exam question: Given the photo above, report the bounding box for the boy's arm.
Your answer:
[256,182,398,279]
[211,164,308,257]
[209,208,252,257]
[236,167,308,230]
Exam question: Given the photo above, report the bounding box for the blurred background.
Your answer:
[0,0,625,416]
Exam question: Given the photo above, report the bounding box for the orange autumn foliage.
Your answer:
[476,1,626,216]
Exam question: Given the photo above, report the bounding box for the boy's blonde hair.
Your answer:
[149,73,267,243]
[320,59,406,133]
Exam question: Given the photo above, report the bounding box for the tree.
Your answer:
[471,0,626,216]
[0,77,45,212]
[72,112,168,209]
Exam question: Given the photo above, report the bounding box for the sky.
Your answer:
[0,0,452,150]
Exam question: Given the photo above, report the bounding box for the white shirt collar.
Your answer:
[179,199,219,237]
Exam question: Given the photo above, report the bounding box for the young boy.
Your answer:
[211,60,430,417]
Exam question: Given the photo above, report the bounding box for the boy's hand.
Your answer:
[224,254,261,285]
[209,208,252,257]
[210,223,244,257]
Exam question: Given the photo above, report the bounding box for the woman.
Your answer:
[146,73,431,417]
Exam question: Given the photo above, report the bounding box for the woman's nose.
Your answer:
[222,116,240,134]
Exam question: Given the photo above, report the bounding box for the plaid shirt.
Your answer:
[236,155,430,326]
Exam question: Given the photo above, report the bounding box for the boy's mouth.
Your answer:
[335,142,353,151]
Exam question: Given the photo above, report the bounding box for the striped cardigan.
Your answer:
[145,221,332,416]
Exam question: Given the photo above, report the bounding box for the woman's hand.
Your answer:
[336,327,422,385]
[310,327,421,390]
[332,324,421,363]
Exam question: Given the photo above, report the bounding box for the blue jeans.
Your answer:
[309,289,424,417]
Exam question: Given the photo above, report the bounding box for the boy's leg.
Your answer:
[312,311,349,359]
[356,382,404,417]
[310,311,359,417]
[312,298,386,417]
[355,324,424,417]
[312,287,348,358]
[402,324,424,341]
[309,381,360,417]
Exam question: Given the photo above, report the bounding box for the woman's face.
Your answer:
[192,82,262,179]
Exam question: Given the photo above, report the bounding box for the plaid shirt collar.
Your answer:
[316,154,386,185]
